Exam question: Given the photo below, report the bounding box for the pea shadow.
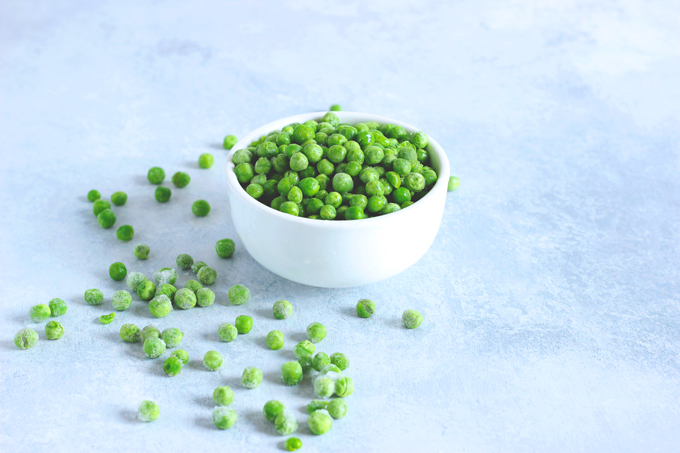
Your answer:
[0,340,18,351]
[185,160,201,169]
[119,409,140,423]
[208,142,225,150]
[195,395,214,408]
[339,306,358,318]
[263,370,282,386]
[146,360,168,378]
[133,174,150,186]
[242,409,278,436]
[255,308,274,320]
[277,441,288,451]
[384,316,404,329]
[195,416,217,430]
[289,332,308,343]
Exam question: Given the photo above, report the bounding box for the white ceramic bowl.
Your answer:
[225,112,450,288]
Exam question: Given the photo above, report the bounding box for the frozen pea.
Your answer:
[335,376,354,397]
[191,260,207,273]
[448,175,460,191]
[126,272,147,292]
[120,324,141,342]
[140,325,161,343]
[306,400,328,414]
[196,288,215,307]
[176,254,194,270]
[153,267,178,286]
[275,410,298,435]
[216,238,235,258]
[112,290,132,311]
[320,364,342,374]
[235,315,253,334]
[185,279,202,292]
[299,356,313,373]
[137,280,156,301]
[266,330,284,350]
[273,300,293,319]
[308,410,332,435]
[161,328,184,348]
[327,399,348,419]
[172,171,191,188]
[263,400,285,423]
[143,337,166,359]
[163,356,183,376]
[213,407,237,429]
[312,352,331,372]
[293,340,315,360]
[174,288,197,310]
[314,377,335,398]
[99,312,116,324]
[218,323,238,342]
[97,209,116,228]
[138,400,160,422]
[228,284,250,305]
[158,284,177,301]
[149,295,173,318]
[29,304,51,323]
[45,321,64,340]
[198,153,214,169]
[330,353,349,371]
[356,299,376,318]
[191,199,211,217]
[170,349,189,365]
[147,167,165,185]
[241,366,263,389]
[111,191,127,206]
[84,288,104,305]
[197,266,216,285]
[223,134,238,150]
[213,386,234,406]
[306,322,326,343]
[87,189,101,202]
[93,199,111,216]
[281,361,303,386]
[109,262,127,281]
[14,328,38,349]
[133,243,150,260]
[155,186,171,203]
[49,298,67,317]
[402,309,423,329]
[203,350,223,371]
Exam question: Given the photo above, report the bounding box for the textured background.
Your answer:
[1,1,679,452]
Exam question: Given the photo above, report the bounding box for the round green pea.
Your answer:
[289,152,308,172]
[228,284,250,305]
[266,330,284,350]
[299,177,320,197]
[143,337,166,358]
[308,410,332,435]
[254,157,272,175]
[147,167,165,184]
[275,411,298,435]
[306,400,328,414]
[185,279,202,292]
[116,225,134,241]
[356,299,376,318]
[45,321,64,340]
[97,209,116,228]
[213,386,234,406]
[138,400,160,422]
[170,349,189,365]
[327,399,348,419]
[281,361,303,386]
[137,280,156,301]
[204,350,223,371]
[216,238,236,258]
[306,322,326,343]
[133,243,150,260]
[112,290,132,311]
[350,194,367,210]
[273,300,293,319]
[381,202,400,215]
[87,190,101,202]
[49,298,67,317]
[292,124,314,144]
[321,112,339,127]
[198,153,214,169]
[163,356,183,376]
[319,205,336,220]
[140,325,161,343]
[365,180,385,197]
[247,183,263,199]
[329,104,342,111]
[264,400,285,423]
[223,134,238,150]
[155,186,171,203]
[84,288,104,305]
[174,288,197,310]
[176,253,194,270]
[330,353,349,371]
[279,201,299,216]
[398,147,418,165]
[109,262,127,281]
[294,340,315,359]
[172,171,191,188]
[14,328,38,349]
[235,315,253,334]
[110,191,127,206]
[367,195,387,213]
[314,377,335,398]
[218,323,238,342]
[332,173,353,193]
[317,159,335,176]
[191,199,211,217]
[448,175,460,191]
[403,309,423,328]
[393,158,412,176]
[29,304,51,323]
[196,288,215,307]
[344,206,365,220]
[404,172,426,192]
[93,199,111,216]
[287,186,303,203]
[213,407,237,429]
[154,267,178,286]
[149,295,173,318]
[125,272,146,293]
[120,324,141,342]
[327,144,347,163]
[232,149,252,165]
[286,437,302,451]
[312,352,331,371]
[335,376,354,397]
[197,266,216,285]
[158,284,177,301]
[161,328,184,348]
[234,163,254,183]
[393,187,412,204]
[409,130,429,148]
[191,260,207,273]
[241,366,263,389]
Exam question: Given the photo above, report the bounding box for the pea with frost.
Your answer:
[45,321,64,340]
[235,315,253,334]
[140,325,161,343]
[176,253,194,270]
[402,309,423,329]
[197,265,216,285]
[120,324,141,342]
[275,411,298,435]
[148,295,173,318]
[330,352,349,371]
[112,290,132,311]
[126,272,147,292]
[228,284,250,305]
[241,366,263,389]
[29,304,51,323]
[84,289,104,305]
[266,330,284,350]
[273,300,293,319]
[161,328,183,348]
[327,398,348,419]
[174,288,197,310]
[306,322,327,343]
[138,400,160,422]
[196,288,215,307]
[133,243,150,260]
[170,350,189,365]
[137,280,156,301]
[203,350,223,371]
[216,238,235,258]
[15,328,38,349]
[163,356,183,376]
[213,386,234,406]
[281,361,303,386]
[213,407,237,429]
[263,400,285,422]
[143,337,166,359]
[356,298,376,318]
[218,323,238,342]
[99,312,115,324]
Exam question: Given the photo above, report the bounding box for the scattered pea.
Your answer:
[306,400,328,413]
[93,199,111,216]
[356,298,376,318]
[197,266,216,284]
[147,167,165,185]
[170,349,189,365]
[14,328,38,349]
[275,410,298,435]
[172,171,191,188]
[149,294,173,318]
[329,104,342,111]
[448,175,460,191]
[185,279,202,292]
[314,376,335,398]
[263,400,285,423]
[49,298,67,317]
[174,288,197,310]
[87,190,101,202]
[109,262,127,281]
[192,199,211,217]
[308,410,332,435]
[203,350,223,371]
[306,322,327,343]
[120,324,141,342]
[213,386,234,406]
[216,238,235,258]
[29,304,51,323]
[158,284,177,301]
[153,267,178,286]
[161,328,184,348]
[330,353,349,371]
[191,260,206,273]
[213,407,237,429]
[138,400,160,422]
[84,288,104,305]
[196,288,215,307]
[111,191,127,206]
[312,352,331,371]
[402,309,423,329]
[143,337,166,359]
[294,340,315,360]
[97,209,116,228]
[198,153,214,169]
[327,398,348,419]
[281,361,303,386]
[140,325,161,343]
[223,134,238,150]
[266,330,284,350]
[45,321,64,340]
[176,253,194,270]
[241,366,263,389]
[273,300,293,319]
[335,376,354,397]
[228,284,250,305]
[155,186,171,203]
[235,315,253,334]
[133,243,150,260]
[99,312,116,324]
[286,437,302,451]
[218,323,238,342]
[126,272,147,292]
[163,356,183,376]
[137,280,156,301]
[112,290,132,311]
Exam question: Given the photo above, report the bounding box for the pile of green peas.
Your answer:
[231,112,438,220]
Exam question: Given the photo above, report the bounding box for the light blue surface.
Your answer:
[1,1,679,452]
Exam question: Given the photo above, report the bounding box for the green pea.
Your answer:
[335,376,354,397]
[266,330,284,350]
[171,349,189,365]
[138,400,160,422]
[120,324,141,342]
[306,198,324,215]
[264,400,285,423]
[329,104,342,111]
[140,325,161,343]
[171,171,191,188]
[393,187,412,204]
[14,328,38,349]
[292,124,314,144]
[163,356,183,376]
[306,400,329,414]
[398,147,418,165]
[356,298,376,317]
[365,179,384,197]
[198,153,214,169]
[87,190,101,202]
[448,176,460,191]
[330,353,349,371]
[155,186,171,203]
[320,112,338,127]
[126,272,148,293]
[137,280,156,301]
[327,144,347,163]
[319,205,336,220]
[279,201,299,216]
[308,410,332,435]
[312,352,331,371]
[403,309,423,328]
[161,328,184,347]
[241,366,263,389]
[257,141,278,158]
[281,361,303,386]
[235,315,253,334]
[327,399,348,419]
[331,173,353,193]
[275,411,298,435]
[191,199,211,217]
[287,186,303,203]
[197,266,216,285]
[147,167,165,184]
[393,158,412,176]
[173,254,193,271]
[422,168,438,185]
[133,243,150,260]
[29,304,51,322]
[218,323,238,342]
[344,206,365,220]
[185,279,202,292]
[228,284,250,305]
[223,134,238,150]
[404,172,426,192]
[299,355,313,372]
[213,407,237,429]
[116,225,134,241]
[367,195,387,213]
[254,156,271,175]
[289,152,308,172]
[246,183,264,199]
[83,289,103,306]
[110,191,127,206]
[112,290,132,311]
[49,298,67,317]
[273,300,293,319]
[196,288,215,307]
[174,288,197,310]
[143,337,166,358]
[284,170,300,185]
[285,437,302,451]
[294,340,315,360]
[232,149,252,165]
[234,162,254,183]
[149,295,173,317]
[350,194,367,210]
[345,161,362,177]
[327,133,346,147]
[306,322,327,344]
[302,144,323,163]
[45,320,64,339]
[213,386,234,406]
[285,144,301,157]
[204,350,223,370]
[314,377,335,398]
[97,209,116,228]
[409,130,429,148]
[271,196,285,210]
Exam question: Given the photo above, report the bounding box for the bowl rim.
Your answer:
[225,111,450,230]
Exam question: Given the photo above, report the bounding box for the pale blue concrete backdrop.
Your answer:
[1,1,679,452]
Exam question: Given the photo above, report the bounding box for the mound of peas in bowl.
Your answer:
[231,112,437,220]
